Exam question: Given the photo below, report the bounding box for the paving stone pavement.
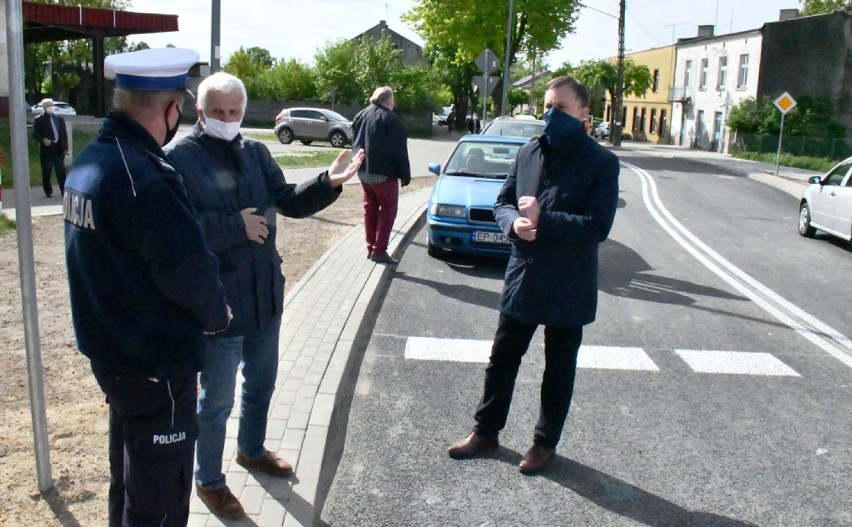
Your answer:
[187,187,431,527]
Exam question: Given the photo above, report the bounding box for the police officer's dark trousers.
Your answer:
[473,313,583,449]
[92,363,197,527]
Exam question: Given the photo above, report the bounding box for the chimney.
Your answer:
[697,25,715,37]
[778,9,800,21]
[379,20,387,26]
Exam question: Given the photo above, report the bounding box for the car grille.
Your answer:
[469,207,496,224]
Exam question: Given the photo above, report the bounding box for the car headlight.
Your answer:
[430,203,466,218]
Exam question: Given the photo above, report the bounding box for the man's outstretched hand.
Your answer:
[328,148,365,188]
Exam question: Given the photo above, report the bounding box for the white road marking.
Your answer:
[405,337,491,363]
[578,346,659,371]
[624,161,852,370]
[674,349,801,376]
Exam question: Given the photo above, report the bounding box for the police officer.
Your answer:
[64,48,232,527]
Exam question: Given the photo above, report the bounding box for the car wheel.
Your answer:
[300,140,313,145]
[329,131,346,148]
[798,203,816,237]
[277,128,294,144]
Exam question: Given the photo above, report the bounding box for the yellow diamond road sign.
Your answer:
[774,92,797,114]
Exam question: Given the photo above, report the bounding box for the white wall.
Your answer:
[671,31,762,153]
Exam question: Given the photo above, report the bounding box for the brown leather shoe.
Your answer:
[518,444,556,475]
[236,449,294,478]
[447,432,499,459]
[195,484,245,519]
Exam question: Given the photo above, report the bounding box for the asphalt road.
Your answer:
[319,152,852,526]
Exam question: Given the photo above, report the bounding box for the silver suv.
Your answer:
[273,107,353,148]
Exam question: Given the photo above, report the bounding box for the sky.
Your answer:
[128,0,800,70]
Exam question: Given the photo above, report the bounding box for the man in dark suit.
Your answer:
[32,98,69,197]
[448,76,620,475]
[467,112,481,134]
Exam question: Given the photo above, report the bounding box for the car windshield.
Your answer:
[444,142,522,179]
[324,110,349,122]
[482,120,544,139]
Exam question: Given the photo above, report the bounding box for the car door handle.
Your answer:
[830,191,837,196]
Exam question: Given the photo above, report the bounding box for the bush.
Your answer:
[730,150,838,173]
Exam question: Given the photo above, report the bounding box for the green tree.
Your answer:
[727,96,846,138]
[573,59,651,119]
[313,39,362,105]
[248,59,317,101]
[222,46,274,81]
[403,0,580,114]
[799,0,851,15]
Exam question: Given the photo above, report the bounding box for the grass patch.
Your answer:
[1,118,96,188]
[0,214,15,236]
[274,150,343,169]
[731,151,837,173]
[243,131,279,142]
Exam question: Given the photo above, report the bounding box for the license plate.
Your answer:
[473,231,508,244]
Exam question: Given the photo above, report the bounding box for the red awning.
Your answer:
[23,1,178,43]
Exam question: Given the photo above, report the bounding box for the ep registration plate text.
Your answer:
[473,231,508,244]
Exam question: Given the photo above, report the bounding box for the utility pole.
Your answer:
[500,0,515,116]
[211,0,221,73]
[611,0,626,146]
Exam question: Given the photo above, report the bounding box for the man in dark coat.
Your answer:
[32,98,68,197]
[64,48,232,527]
[448,76,620,475]
[467,112,482,134]
[166,72,364,520]
[351,86,411,265]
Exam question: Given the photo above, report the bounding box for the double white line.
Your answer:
[624,160,852,370]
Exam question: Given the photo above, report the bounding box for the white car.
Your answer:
[30,101,77,116]
[798,156,852,247]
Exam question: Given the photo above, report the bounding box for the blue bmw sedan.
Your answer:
[426,135,528,258]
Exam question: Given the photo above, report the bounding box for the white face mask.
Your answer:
[203,115,242,141]
[45,106,56,114]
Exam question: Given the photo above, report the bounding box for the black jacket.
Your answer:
[32,112,68,153]
[64,111,230,379]
[352,103,411,184]
[495,130,620,327]
[166,122,341,336]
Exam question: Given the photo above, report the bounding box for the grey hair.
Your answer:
[370,86,394,105]
[546,76,591,109]
[197,72,247,113]
[40,98,54,107]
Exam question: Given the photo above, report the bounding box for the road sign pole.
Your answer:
[775,112,785,177]
[483,50,490,124]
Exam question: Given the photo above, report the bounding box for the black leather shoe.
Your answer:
[370,251,399,265]
[518,444,556,475]
[448,432,499,459]
[196,484,246,519]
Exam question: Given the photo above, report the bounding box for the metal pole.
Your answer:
[611,0,626,146]
[500,0,514,116]
[482,50,490,125]
[775,112,785,177]
[211,0,221,73]
[5,0,53,493]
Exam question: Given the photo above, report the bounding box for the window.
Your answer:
[632,107,639,130]
[717,56,727,89]
[737,54,749,87]
[699,58,709,89]
[621,107,628,128]
[684,60,693,88]
[652,69,660,93]
[660,110,667,136]
[640,108,647,132]
[650,108,657,134]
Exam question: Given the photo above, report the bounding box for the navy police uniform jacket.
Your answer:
[166,122,341,336]
[64,111,230,379]
[494,129,620,327]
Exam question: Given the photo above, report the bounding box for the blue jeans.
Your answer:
[195,317,281,489]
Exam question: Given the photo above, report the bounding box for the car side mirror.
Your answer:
[808,176,822,185]
[428,163,441,175]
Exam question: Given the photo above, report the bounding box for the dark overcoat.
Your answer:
[494,130,620,327]
[166,123,341,336]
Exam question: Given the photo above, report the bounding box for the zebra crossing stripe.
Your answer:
[674,349,801,377]
[578,346,659,371]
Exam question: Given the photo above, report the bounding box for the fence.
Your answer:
[730,132,852,160]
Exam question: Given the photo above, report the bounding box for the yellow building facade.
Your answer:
[604,45,676,144]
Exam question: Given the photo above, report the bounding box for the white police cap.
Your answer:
[105,48,200,91]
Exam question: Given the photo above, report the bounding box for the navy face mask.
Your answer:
[543,108,584,150]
